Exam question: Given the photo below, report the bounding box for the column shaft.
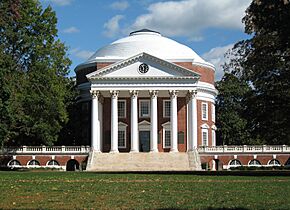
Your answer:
[110,90,119,153]
[150,90,158,152]
[90,90,100,152]
[187,90,197,151]
[169,90,178,152]
[130,90,139,152]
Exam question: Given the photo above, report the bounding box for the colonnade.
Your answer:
[90,90,198,153]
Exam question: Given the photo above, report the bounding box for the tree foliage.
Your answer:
[0,0,71,146]
[216,73,251,145]
[217,0,290,145]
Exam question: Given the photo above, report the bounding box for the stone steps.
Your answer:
[86,151,201,171]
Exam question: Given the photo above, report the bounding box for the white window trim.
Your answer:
[202,102,208,121]
[212,129,216,146]
[7,160,21,168]
[139,99,150,118]
[118,122,128,149]
[46,160,60,167]
[162,122,171,148]
[268,159,281,166]
[228,159,242,167]
[163,99,171,118]
[27,159,41,167]
[212,104,215,122]
[202,129,208,146]
[248,159,261,167]
[118,99,126,118]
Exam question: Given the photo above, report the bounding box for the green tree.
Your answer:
[216,73,252,145]
[221,0,290,145]
[0,0,71,146]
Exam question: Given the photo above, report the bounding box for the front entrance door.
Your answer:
[139,131,150,152]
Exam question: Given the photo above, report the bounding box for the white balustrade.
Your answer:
[0,146,90,154]
[198,145,290,153]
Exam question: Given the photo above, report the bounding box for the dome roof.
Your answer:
[80,29,213,68]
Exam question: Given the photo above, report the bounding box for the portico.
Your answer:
[90,87,199,153]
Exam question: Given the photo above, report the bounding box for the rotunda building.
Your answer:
[75,29,217,171]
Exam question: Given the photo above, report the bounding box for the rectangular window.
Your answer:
[118,100,126,118]
[202,130,208,146]
[212,104,215,122]
[212,130,216,146]
[163,100,171,118]
[139,100,150,117]
[118,130,126,148]
[202,102,208,120]
[164,130,171,148]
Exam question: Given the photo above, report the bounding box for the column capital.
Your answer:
[188,90,197,98]
[129,90,139,98]
[149,90,158,98]
[110,90,119,99]
[169,90,178,98]
[90,90,100,99]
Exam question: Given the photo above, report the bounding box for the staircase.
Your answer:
[86,151,201,171]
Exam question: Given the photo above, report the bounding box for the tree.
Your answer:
[0,0,71,146]
[216,73,252,145]
[221,0,290,145]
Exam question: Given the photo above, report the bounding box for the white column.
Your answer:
[149,90,158,152]
[110,90,119,153]
[169,90,178,152]
[187,90,198,151]
[130,90,139,152]
[187,96,193,152]
[90,90,101,152]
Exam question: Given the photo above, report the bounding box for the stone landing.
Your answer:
[86,151,201,171]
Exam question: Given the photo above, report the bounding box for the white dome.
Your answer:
[83,29,213,68]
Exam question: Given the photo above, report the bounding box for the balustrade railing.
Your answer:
[0,146,91,154]
[198,145,290,153]
[1,145,289,155]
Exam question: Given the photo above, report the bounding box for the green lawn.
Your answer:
[0,171,289,209]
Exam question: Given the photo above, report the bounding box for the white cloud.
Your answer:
[70,48,94,60]
[128,0,251,38]
[63,26,79,33]
[202,44,234,81]
[45,0,73,6]
[103,15,124,38]
[110,1,129,11]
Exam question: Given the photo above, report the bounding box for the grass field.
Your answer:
[0,171,289,209]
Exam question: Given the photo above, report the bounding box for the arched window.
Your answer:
[229,159,242,167]
[8,160,21,167]
[47,160,60,166]
[268,159,280,166]
[28,160,40,166]
[249,159,261,166]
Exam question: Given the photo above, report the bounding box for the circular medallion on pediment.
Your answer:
[138,63,149,74]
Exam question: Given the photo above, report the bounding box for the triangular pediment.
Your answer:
[86,52,200,80]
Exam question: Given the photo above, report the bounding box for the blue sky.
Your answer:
[40,0,252,80]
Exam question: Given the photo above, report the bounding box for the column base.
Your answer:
[130,150,139,153]
[109,150,119,153]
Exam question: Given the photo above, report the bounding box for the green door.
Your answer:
[139,131,150,152]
